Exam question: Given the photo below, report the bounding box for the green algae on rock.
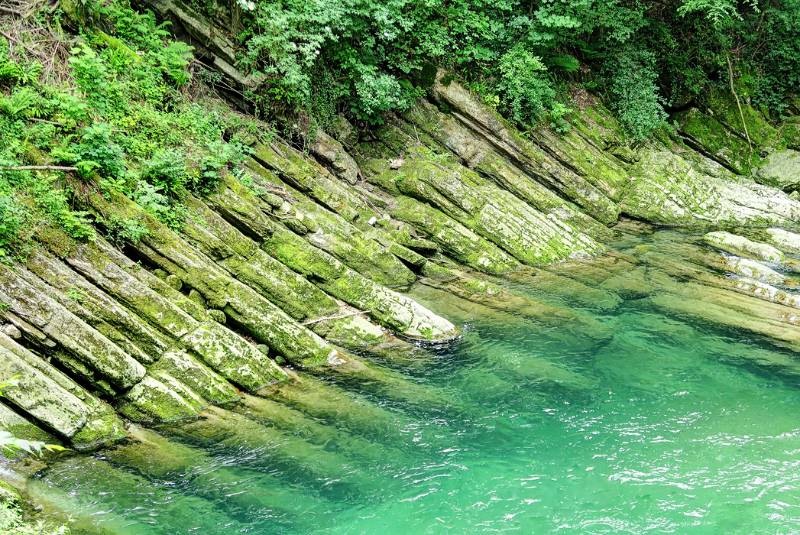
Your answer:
[1,11,800,497]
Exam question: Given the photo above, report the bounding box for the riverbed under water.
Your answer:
[28,228,800,533]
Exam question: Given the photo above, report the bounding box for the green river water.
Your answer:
[28,229,800,534]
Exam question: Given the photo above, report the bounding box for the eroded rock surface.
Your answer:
[1,35,799,455]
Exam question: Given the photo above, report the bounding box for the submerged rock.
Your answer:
[730,278,800,310]
[723,256,786,285]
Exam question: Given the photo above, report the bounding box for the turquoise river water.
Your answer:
[28,230,800,534]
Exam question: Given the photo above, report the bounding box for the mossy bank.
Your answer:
[1,1,800,532]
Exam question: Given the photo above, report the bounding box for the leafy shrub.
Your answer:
[0,0,266,253]
[28,176,96,240]
[184,0,797,138]
[352,70,416,123]
[73,123,126,179]
[133,181,187,230]
[496,45,556,126]
[140,149,188,198]
[102,214,149,245]
[606,49,667,141]
[69,44,126,116]
[0,195,26,258]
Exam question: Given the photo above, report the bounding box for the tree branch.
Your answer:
[0,165,78,171]
[727,53,752,154]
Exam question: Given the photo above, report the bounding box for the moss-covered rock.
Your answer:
[0,264,145,390]
[676,108,759,174]
[0,333,125,449]
[0,338,87,438]
[118,374,204,424]
[623,149,800,227]
[24,247,170,365]
[183,194,340,320]
[253,141,372,223]
[181,321,287,388]
[400,101,614,238]
[763,228,800,254]
[242,165,417,288]
[205,177,457,341]
[729,278,800,310]
[150,350,239,405]
[649,277,800,351]
[261,222,457,341]
[755,150,800,192]
[364,145,603,265]
[308,129,361,184]
[0,403,58,448]
[706,89,779,148]
[722,256,786,285]
[430,73,620,223]
[85,190,338,370]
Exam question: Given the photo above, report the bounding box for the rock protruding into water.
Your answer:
[703,231,784,263]
[0,332,125,450]
[0,264,146,391]
[763,228,800,254]
[723,256,786,285]
[3,11,800,465]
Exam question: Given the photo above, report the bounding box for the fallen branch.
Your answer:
[302,310,369,326]
[28,117,64,126]
[0,30,38,57]
[0,165,78,171]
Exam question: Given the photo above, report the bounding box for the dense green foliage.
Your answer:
[191,0,798,137]
[0,0,267,257]
[0,0,797,256]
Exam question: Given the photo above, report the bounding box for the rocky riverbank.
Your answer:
[1,2,800,530]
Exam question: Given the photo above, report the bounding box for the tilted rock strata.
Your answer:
[1,35,799,455]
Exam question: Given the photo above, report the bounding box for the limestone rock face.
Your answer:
[675,108,758,174]
[363,145,603,266]
[756,150,800,192]
[624,150,800,228]
[764,228,800,253]
[4,33,800,457]
[309,130,362,185]
[0,337,88,438]
[723,256,786,285]
[703,231,784,263]
[430,72,620,224]
[0,264,146,390]
[0,333,124,448]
